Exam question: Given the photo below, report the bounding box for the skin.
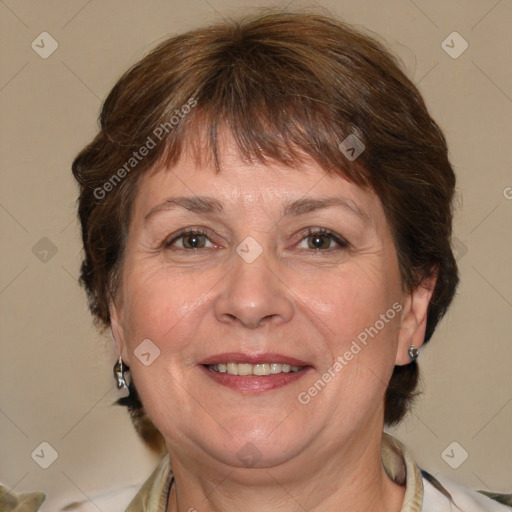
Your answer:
[111,132,435,512]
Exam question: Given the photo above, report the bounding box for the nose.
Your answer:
[213,247,294,329]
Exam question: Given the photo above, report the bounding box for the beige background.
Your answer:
[1,0,511,510]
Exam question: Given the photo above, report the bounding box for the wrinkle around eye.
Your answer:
[134,213,377,258]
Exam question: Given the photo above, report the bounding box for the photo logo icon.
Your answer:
[32,237,58,263]
[237,442,263,467]
[31,32,59,59]
[134,339,161,366]
[452,236,468,261]
[441,441,469,469]
[441,32,468,59]
[31,441,58,469]
[236,236,263,264]
[339,134,365,161]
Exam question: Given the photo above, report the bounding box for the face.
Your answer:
[111,134,432,472]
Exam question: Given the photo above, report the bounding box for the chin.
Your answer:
[206,426,308,470]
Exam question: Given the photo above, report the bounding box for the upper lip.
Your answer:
[199,352,312,367]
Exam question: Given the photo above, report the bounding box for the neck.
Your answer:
[165,431,405,512]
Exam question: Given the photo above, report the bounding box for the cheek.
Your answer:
[119,263,213,355]
[300,260,402,395]
[307,260,398,337]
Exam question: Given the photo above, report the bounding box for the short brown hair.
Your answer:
[72,10,459,433]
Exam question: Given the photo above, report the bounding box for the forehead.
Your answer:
[134,134,385,226]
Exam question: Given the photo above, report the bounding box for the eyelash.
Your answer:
[300,228,350,251]
[163,227,349,252]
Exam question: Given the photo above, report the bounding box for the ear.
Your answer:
[395,274,437,366]
[110,302,131,364]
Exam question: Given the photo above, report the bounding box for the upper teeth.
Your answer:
[206,363,303,376]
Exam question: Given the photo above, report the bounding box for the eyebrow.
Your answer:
[144,195,370,224]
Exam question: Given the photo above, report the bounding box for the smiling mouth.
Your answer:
[205,363,306,376]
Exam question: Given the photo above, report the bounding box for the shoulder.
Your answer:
[58,485,140,511]
[55,455,171,512]
[382,433,511,512]
[124,453,173,512]
[421,470,512,511]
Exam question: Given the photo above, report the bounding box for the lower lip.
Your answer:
[199,365,312,393]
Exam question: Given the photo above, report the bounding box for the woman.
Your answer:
[68,10,510,512]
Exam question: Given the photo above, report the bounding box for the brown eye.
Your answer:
[307,233,332,250]
[297,228,349,251]
[164,229,214,250]
[181,233,207,249]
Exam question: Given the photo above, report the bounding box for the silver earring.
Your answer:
[113,356,128,389]
[408,344,419,362]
